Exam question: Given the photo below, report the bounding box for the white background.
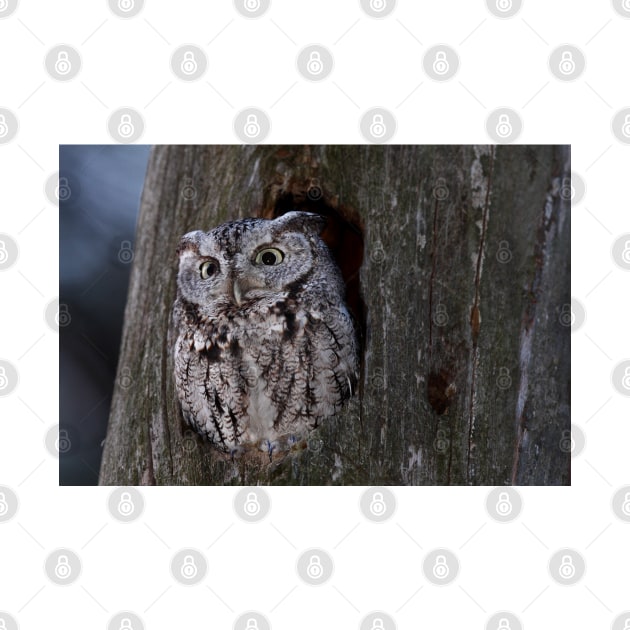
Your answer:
[0,1,628,628]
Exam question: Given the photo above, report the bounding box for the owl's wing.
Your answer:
[175,332,248,453]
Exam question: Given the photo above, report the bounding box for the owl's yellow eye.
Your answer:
[200,260,217,279]
[255,248,284,266]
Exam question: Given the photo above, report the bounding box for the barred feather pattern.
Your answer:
[172,212,358,455]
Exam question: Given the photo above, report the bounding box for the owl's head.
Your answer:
[176,211,341,310]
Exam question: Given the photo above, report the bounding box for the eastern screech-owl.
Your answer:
[172,211,359,456]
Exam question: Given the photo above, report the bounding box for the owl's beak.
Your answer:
[233,279,244,306]
[232,277,261,306]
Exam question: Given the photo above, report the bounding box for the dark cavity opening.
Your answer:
[259,179,366,349]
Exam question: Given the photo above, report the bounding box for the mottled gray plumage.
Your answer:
[172,211,358,455]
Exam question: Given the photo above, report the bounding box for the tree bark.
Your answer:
[99,144,570,486]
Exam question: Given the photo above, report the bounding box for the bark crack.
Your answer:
[466,146,495,483]
[510,152,567,484]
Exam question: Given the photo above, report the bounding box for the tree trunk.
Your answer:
[99,144,570,486]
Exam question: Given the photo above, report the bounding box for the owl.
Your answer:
[172,211,359,457]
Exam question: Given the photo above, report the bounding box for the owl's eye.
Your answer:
[255,248,285,266]
[199,260,218,279]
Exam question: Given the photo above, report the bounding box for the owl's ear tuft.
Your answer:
[275,211,327,236]
[176,231,204,256]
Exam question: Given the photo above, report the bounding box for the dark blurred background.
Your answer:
[60,145,151,485]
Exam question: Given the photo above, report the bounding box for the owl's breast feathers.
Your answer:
[174,293,358,453]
